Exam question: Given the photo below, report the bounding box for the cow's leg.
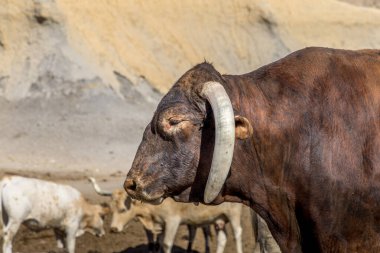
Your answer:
[202,225,211,253]
[229,214,243,253]
[214,219,227,253]
[54,228,65,249]
[162,217,180,253]
[0,212,3,237]
[257,216,281,253]
[156,232,163,253]
[251,211,261,253]
[65,226,78,253]
[144,228,155,253]
[2,219,21,253]
[186,225,196,252]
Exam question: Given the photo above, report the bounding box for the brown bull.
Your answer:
[125,47,380,253]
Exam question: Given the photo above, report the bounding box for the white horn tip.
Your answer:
[204,192,218,204]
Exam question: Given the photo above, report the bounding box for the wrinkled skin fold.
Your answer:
[125,47,380,253]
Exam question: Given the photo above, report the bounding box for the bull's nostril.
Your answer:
[124,178,137,191]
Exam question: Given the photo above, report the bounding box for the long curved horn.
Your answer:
[88,177,113,196]
[200,81,235,203]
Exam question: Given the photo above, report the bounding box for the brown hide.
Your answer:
[126,47,380,253]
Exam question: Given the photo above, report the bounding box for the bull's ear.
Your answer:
[235,115,253,140]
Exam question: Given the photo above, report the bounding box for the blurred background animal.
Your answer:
[0,176,109,253]
[89,177,243,253]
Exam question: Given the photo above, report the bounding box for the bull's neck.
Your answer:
[223,74,295,191]
[222,75,302,252]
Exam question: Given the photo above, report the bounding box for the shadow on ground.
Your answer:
[114,244,200,253]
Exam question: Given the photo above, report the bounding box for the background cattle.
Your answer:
[89,177,211,253]
[0,176,109,253]
[89,177,244,253]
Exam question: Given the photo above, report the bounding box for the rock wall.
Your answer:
[0,0,379,175]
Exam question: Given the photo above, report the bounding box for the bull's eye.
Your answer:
[169,118,182,126]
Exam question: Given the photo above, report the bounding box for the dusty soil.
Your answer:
[0,172,255,253]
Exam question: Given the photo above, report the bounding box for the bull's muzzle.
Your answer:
[124,177,165,204]
[124,178,137,197]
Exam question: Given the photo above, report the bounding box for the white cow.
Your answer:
[0,176,109,253]
[89,177,243,253]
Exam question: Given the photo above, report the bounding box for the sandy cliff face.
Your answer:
[0,0,379,174]
[2,0,380,97]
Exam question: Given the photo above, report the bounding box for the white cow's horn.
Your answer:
[200,81,235,203]
[88,177,113,196]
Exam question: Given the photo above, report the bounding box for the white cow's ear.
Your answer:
[235,116,253,140]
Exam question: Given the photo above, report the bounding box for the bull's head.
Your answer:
[124,63,252,204]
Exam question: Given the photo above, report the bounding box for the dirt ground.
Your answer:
[0,172,256,253]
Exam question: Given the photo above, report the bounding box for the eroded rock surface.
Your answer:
[0,0,379,174]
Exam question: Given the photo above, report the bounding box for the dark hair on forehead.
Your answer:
[194,61,216,72]
[189,61,222,80]
[176,61,225,94]
[151,61,223,133]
